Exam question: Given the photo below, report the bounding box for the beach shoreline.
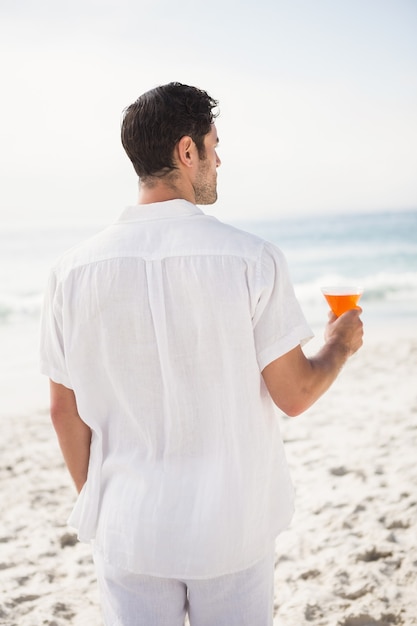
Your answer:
[1,319,416,625]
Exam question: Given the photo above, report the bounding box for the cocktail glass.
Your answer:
[321,285,363,317]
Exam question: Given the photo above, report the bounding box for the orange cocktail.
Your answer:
[321,286,363,317]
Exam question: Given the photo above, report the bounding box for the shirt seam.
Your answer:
[255,242,267,301]
[54,251,263,277]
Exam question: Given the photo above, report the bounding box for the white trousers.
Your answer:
[93,548,275,626]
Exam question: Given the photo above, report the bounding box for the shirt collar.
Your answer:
[117,199,204,223]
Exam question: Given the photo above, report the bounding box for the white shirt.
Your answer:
[40,200,312,578]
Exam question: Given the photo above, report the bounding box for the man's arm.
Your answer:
[49,380,91,493]
[262,308,363,417]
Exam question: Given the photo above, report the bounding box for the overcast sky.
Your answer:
[1,0,416,225]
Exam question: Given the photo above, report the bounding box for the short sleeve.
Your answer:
[253,242,313,371]
[39,270,73,389]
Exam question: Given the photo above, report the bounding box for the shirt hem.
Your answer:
[257,324,314,372]
[91,533,283,581]
[39,362,73,389]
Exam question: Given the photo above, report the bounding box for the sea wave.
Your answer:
[0,292,43,324]
[295,270,417,302]
[294,270,417,327]
[2,270,416,326]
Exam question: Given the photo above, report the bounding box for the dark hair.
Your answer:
[121,82,219,180]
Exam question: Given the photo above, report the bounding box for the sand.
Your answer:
[0,320,416,625]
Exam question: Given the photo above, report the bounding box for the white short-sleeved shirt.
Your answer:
[40,200,313,579]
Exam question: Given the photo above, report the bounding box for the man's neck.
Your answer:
[138,177,195,205]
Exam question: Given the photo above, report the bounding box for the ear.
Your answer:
[176,135,196,168]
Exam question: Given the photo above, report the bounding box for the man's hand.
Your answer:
[324,307,364,357]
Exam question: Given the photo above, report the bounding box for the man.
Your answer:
[40,82,363,626]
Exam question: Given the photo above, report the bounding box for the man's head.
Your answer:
[121,82,219,190]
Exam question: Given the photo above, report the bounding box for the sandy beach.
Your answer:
[1,319,416,625]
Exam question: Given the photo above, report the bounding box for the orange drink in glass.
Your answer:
[321,286,363,317]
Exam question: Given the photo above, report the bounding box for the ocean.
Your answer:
[1,208,417,331]
[0,207,416,417]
